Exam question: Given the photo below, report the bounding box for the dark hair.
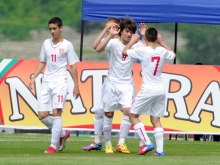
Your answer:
[145,27,157,42]
[119,15,137,36]
[105,17,120,24]
[48,17,62,27]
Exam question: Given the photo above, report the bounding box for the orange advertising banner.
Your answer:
[1,59,220,134]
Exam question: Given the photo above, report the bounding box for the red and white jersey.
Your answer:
[105,38,145,84]
[39,38,79,82]
[127,46,175,92]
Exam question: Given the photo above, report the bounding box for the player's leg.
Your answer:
[150,94,166,156]
[116,108,131,154]
[150,116,165,156]
[82,81,108,151]
[82,108,103,151]
[54,81,70,152]
[103,112,114,154]
[44,109,63,153]
[130,113,154,155]
[116,83,134,153]
[38,81,57,153]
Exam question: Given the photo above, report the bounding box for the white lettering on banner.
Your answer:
[5,77,37,121]
[190,81,220,127]
[5,71,86,121]
[162,73,191,119]
[81,69,108,113]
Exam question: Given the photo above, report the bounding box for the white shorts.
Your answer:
[130,88,165,117]
[38,80,68,112]
[101,79,135,112]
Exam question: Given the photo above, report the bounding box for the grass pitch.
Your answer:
[0,133,220,165]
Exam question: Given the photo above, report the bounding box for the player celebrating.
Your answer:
[29,17,80,153]
[93,16,145,154]
[122,26,176,156]
[82,17,132,154]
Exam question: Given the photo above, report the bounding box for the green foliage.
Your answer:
[0,0,81,41]
[178,24,220,65]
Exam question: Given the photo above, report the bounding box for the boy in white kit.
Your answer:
[94,16,146,154]
[29,17,80,153]
[122,26,176,156]
[82,17,132,153]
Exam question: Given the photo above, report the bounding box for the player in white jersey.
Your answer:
[94,16,146,154]
[28,17,80,154]
[82,17,126,152]
[122,26,176,156]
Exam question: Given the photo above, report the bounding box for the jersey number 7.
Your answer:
[151,56,160,76]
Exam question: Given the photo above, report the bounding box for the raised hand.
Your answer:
[106,23,119,34]
[109,24,120,36]
[156,34,163,44]
[139,23,148,36]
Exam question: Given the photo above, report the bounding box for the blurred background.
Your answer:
[0,0,220,65]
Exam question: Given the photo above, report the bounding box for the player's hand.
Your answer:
[130,34,139,44]
[73,86,80,99]
[106,23,119,34]
[139,23,148,36]
[28,78,35,90]
[156,34,163,44]
[109,24,120,36]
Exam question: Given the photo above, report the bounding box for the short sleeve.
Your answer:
[67,43,79,65]
[39,41,46,62]
[127,47,143,61]
[165,50,175,61]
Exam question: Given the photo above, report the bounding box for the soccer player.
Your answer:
[93,16,145,154]
[83,17,132,154]
[29,17,80,153]
[122,26,176,156]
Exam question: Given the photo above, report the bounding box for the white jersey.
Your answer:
[127,46,175,93]
[40,38,79,82]
[105,38,145,84]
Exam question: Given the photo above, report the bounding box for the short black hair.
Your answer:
[48,17,62,27]
[145,27,157,42]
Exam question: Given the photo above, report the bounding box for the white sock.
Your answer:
[134,122,151,145]
[118,115,131,144]
[51,117,62,149]
[94,118,103,143]
[103,116,113,146]
[154,127,164,153]
[40,116,53,129]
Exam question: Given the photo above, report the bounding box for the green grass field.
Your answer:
[0,133,220,165]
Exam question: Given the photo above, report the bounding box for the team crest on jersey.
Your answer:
[59,48,64,55]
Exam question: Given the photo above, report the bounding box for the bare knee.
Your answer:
[38,111,49,120]
[105,112,114,118]
[123,107,130,116]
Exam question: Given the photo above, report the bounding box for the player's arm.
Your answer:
[96,24,120,52]
[122,34,140,56]
[70,63,80,99]
[157,34,176,58]
[92,22,117,49]
[29,61,45,90]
